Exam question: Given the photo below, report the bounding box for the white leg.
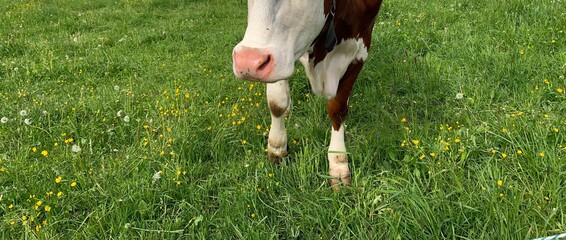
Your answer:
[266,80,290,164]
[328,124,350,186]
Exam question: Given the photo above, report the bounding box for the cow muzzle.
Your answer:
[232,47,276,82]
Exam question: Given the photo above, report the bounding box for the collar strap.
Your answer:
[324,0,337,52]
[311,0,337,53]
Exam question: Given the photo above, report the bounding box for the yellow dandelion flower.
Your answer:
[21,215,27,221]
[8,204,13,209]
[499,193,504,198]
[32,147,37,152]
[516,149,523,155]
[419,154,426,160]
[176,170,181,176]
[454,138,461,143]
[539,152,545,157]
[41,150,48,157]
[55,176,62,184]
[501,153,507,159]
[497,180,503,186]
[544,79,550,85]
[553,128,559,133]
[411,139,420,145]
[9,220,15,225]
[242,140,247,145]
[558,88,564,94]
[429,152,436,157]
[251,213,256,218]
[36,225,41,232]
[54,142,59,147]
[44,205,51,212]
[256,125,262,130]
[57,191,63,197]
[36,200,42,207]
[400,118,407,123]
[70,181,77,187]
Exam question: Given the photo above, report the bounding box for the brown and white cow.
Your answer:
[232,0,383,186]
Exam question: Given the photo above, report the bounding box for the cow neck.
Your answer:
[312,0,337,53]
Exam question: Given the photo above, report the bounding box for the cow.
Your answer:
[232,0,383,187]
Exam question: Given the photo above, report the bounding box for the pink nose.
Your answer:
[233,47,274,81]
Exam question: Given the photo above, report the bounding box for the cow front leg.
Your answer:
[327,99,350,186]
[266,80,291,164]
[325,62,364,187]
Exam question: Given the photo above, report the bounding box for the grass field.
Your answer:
[1,0,565,238]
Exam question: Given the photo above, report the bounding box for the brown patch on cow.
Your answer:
[313,0,382,65]
[268,100,287,118]
[326,98,346,131]
[326,62,364,131]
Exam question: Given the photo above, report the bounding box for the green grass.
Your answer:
[1,0,565,238]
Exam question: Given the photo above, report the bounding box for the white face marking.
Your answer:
[233,0,327,82]
[301,38,369,99]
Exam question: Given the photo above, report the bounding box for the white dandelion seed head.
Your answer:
[117,110,123,117]
[152,171,162,184]
[455,93,464,100]
[123,115,130,123]
[71,144,81,153]
[114,85,120,91]
[19,110,28,117]
[1,117,8,123]
[24,118,32,125]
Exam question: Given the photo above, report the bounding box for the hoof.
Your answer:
[329,164,351,189]
[268,144,288,165]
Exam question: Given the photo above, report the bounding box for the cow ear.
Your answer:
[324,20,337,52]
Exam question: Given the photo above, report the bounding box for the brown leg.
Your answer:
[326,62,364,187]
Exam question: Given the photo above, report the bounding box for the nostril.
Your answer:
[257,54,272,72]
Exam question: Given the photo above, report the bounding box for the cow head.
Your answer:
[232,0,327,82]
